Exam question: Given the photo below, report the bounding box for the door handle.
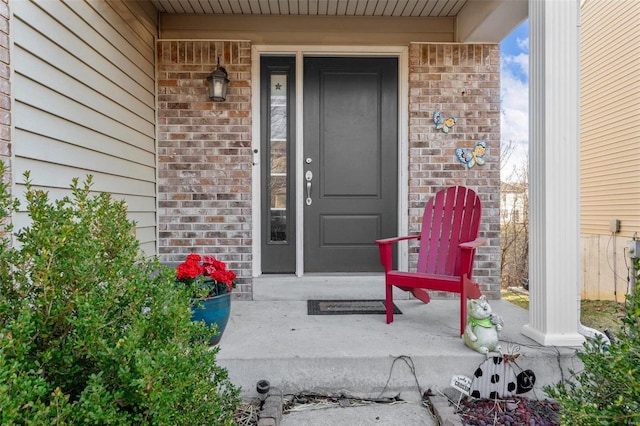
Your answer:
[305,170,313,205]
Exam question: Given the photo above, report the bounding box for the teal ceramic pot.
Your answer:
[190,292,231,345]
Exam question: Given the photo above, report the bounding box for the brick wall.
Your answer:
[408,43,501,298]
[157,41,253,300]
[157,41,502,300]
[0,0,9,182]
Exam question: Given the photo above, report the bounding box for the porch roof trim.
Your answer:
[151,0,527,43]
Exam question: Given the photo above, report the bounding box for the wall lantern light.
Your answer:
[207,57,230,102]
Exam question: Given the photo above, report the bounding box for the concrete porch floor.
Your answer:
[217,274,582,403]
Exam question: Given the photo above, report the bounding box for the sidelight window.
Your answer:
[268,72,289,242]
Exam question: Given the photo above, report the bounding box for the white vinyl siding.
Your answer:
[12,0,158,255]
[580,0,640,238]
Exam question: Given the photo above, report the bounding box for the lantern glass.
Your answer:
[207,61,229,102]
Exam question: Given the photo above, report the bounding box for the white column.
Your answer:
[522,0,585,346]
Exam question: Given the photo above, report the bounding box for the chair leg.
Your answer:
[386,283,394,324]
[467,281,482,299]
[460,281,467,336]
[460,275,481,335]
[460,293,467,336]
[411,288,431,304]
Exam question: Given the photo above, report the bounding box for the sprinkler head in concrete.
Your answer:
[256,379,270,401]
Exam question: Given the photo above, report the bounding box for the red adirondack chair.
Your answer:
[376,186,486,335]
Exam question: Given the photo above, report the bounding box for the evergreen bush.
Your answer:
[545,257,640,425]
[0,163,240,425]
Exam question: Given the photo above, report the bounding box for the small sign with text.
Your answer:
[450,375,472,395]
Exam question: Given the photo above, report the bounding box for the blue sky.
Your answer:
[500,19,529,181]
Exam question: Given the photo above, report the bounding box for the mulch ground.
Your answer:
[457,396,560,426]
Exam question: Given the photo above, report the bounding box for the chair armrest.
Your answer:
[375,235,420,272]
[459,237,487,250]
[459,237,487,276]
[375,235,420,246]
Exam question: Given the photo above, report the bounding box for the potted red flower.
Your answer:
[176,254,236,345]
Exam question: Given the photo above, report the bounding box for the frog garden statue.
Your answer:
[463,295,503,356]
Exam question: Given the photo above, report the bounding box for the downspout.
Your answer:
[575,0,610,345]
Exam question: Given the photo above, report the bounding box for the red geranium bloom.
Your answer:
[176,253,236,297]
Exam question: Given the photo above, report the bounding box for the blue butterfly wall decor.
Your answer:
[456,141,487,169]
[433,110,457,133]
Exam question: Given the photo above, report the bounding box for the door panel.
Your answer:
[303,57,398,272]
[321,215,381,245]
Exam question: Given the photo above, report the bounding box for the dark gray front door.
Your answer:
[303,57,398,272]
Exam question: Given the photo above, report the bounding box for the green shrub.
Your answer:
[545,257,640,425]
[0,163,240,425]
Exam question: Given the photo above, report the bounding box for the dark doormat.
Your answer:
[307,299,402,315]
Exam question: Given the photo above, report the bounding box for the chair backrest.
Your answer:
[417,186,482,276]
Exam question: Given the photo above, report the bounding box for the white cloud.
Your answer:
[502,53,529,80]
[501,69,528,143]
[501,49,529,181]
[517,36,529,53]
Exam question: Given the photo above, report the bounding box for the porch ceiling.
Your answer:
[151,0,527,42]
[150,0,468,16]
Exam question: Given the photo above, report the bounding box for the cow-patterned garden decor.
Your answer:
[470,355,537,399]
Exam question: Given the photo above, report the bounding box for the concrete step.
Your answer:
[216,276,579,401]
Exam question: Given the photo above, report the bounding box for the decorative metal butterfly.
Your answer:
[433,110,457,133]
[503,353,520,363]
[455,140,487,169]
